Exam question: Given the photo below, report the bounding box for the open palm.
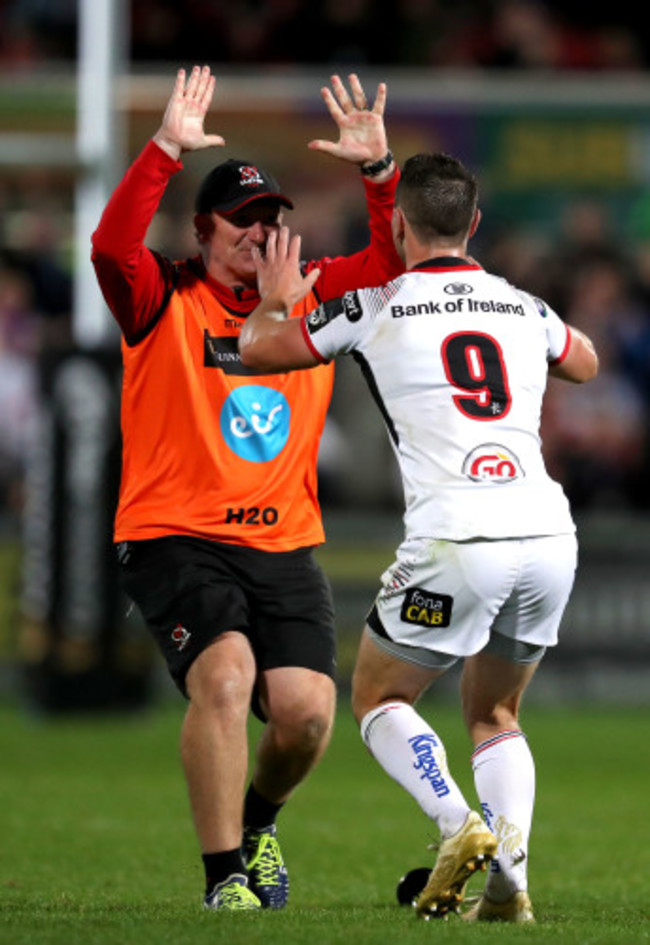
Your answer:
[309,74,388,165]
[154,66,225,159]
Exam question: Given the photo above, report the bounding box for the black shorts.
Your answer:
[117,536,336,698]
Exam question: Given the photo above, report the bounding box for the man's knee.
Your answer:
[265,672,335,753]
[264,705,332,762]
[464,701,516,732]
[186,634,255,710]
[297,707,333,751]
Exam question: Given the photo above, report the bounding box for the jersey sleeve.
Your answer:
[523,293,570,364]
[542,302,571,364]
[305,170,403,301]
[91,140,183,340]
[301,288,372,361]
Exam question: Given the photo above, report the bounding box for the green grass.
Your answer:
[0,539,21,658]
[1,699,649,944]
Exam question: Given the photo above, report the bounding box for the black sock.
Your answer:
[203,848,247,895]
[243,783,284,831]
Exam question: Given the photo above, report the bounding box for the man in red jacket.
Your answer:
[91,65,402,911]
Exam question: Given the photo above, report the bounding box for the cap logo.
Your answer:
[171,623,191,651]
[239,165,265,188]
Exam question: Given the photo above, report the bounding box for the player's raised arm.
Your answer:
[93,64,227,338]
[153,65,225,162]
[549,326,599,383]
[308,73,395,183]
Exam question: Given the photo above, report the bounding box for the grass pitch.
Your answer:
[1,697,649,945]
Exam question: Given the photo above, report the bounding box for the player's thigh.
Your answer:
[460,649,540,732]
[252,548,336,680]
[117,536,251,696]
[351,627,447,721]
[491,533,578,648]
[372,537,521,659]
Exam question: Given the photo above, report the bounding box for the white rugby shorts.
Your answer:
[367,533,578,668]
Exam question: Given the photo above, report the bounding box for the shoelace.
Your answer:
[219,882,259,907]
[248,834,283,886]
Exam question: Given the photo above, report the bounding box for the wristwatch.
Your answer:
[360,151,394,177]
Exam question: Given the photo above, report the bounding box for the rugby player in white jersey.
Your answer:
[238,152,598,923]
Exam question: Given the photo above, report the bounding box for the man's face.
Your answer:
[197,199,283,288]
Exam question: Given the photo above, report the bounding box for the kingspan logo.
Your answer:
[408,734,451,798]
[462,444,524,483]
[444,282,473,295]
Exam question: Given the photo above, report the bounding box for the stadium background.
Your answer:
[0,0,649,712]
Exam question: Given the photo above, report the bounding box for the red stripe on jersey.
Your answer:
[301,315,330,363]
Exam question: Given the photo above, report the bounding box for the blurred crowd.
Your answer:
[1,0,650,524]
[0,0,648,72]
[0,188,72,522]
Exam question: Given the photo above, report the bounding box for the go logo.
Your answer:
[220,385,290,463]
[462,443,523,483]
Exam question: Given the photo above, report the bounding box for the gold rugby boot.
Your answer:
[415,811,497,919]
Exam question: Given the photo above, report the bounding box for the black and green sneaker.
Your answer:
[244,825,289,909]
[203,873,261,911]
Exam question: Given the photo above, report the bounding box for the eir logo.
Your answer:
[462,444,524,483]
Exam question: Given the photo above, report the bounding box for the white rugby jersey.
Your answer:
[300,257,575,541]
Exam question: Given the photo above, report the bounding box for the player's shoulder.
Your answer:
[491,272,557,320]
[354,275,410,319]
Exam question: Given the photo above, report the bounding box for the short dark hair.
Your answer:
[396,153,478,241]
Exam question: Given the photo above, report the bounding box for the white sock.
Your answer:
[360,701,471,838]
[471,730,535,901]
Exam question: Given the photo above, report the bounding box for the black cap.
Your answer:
[195,159,293,215]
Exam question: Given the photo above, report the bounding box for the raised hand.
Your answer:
[308,74,390,168]
[153,65,225,161]
[253,228,320,310]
